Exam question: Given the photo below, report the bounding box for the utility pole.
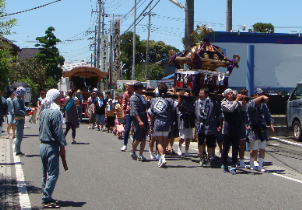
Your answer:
[94,25,97,67]
[145,6,152,80]
[132,0,136,80]
[226,0,232,32]
[96,0,102,69]
[109,13,114,89]
[185,0,194,49]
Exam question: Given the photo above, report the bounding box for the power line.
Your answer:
[124,0,161,33]
[124,0,156,33]
[0,0,62,17]
[120,0,147,23]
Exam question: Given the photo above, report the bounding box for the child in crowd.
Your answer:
[105,99,115,133]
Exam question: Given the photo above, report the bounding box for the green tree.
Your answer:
[252,22,274,33]
[0,0,17,36]
[8,57,48,95]
[35,26,65,83]
[181,25,215,46]
[0,0,17,90]
[140,40,180,63]
[120,31,145,79]
[134,63,164,81]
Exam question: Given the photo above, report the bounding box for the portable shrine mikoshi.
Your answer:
[169,38,240,96]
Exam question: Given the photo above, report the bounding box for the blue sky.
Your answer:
[5,0,302,62]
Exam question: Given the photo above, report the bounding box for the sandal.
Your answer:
[42,202,60,208]
[71,141,77,144]
[6,135,9,139]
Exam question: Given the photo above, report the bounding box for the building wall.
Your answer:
[209,32,302,89]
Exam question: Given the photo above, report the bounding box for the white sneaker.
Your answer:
[120,145,127,151]
[185,150,189,157]
[159,156,167,168]
[258,168,266,172]
[254,161,259,167]
[177,146,182,156]
[156,153,160,160]
[149,152,156,160]
[158,157,162,166]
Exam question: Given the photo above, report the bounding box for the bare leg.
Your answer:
[139,139,146,156]
[198,145,204,157]
[6,124,11,138]
[185,138,190,151]
[132,140,140,153]
[179,138,184,147]
[207,147,214,160]
[149,136,156,153]
[239,140,245,159]
[12,124,16,137]
[168,138,174,151]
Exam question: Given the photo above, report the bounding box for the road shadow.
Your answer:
[71,142,90,145]
[57,200,86,207]
[165,165,200,168]
[235,169,263,175]
[23,134,39,137]
[25,154,41,157]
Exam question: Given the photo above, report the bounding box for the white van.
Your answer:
[286,80,302,141]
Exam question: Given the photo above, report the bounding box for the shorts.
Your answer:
[249,140,266,150]
[239,123,247,140]
[115,118,125,124]
[153,131,169,137]
[96,114,105,125]
[106,116,115,128]
[133,129,147,141]
[179,128,193,139]
[89,113,96,124]
[7,114,15,124]
[198,134,216,147]
[168,123,179,139]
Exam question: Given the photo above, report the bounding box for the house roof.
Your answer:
[17,48,39,61]
[0,37,20,53]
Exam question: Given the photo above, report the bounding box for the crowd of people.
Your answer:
[0,82,275,208]
[114,82,274,173]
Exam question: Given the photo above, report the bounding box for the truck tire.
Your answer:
[293,121,302,142]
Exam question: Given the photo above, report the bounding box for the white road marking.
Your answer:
[271,172,302,184]
[189,142,302,184]
[270,137,302,147]
[12,141,32,210]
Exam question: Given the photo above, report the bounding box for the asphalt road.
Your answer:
[3,118,302,209]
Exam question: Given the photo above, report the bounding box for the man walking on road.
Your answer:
[39,89,67,208]
[246,88,274,172]
[194,88,222,167]
[13,87,32,156]
[129,82,149,161]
